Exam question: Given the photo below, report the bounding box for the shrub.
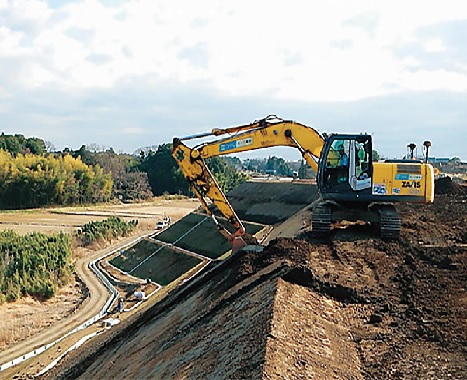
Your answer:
[0,231,73,303]
[77,217,138,245]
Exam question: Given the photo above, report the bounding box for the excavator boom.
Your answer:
[172,115,326,246]
[172,137,244,242]
[181,115,324,172]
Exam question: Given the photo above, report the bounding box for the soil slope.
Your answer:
[41,180,466,380]
[227,180,319,224]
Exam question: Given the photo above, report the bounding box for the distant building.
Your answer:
[428,158,451,164]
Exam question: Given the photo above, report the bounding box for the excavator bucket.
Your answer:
[231,236,247,253]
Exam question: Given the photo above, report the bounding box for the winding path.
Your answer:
[0,232,149,372]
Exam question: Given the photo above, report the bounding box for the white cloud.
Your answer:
[0,0,466,159]
[424,38,446,52]
[399,69,467,92]
[121,127,144,135]
[1,0,466,98]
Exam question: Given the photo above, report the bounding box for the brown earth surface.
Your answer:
[39,179,466,380]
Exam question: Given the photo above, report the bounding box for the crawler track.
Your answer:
[377,204,401,239]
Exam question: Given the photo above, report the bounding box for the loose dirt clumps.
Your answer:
[40,182,466,380]
[434,176,467,195]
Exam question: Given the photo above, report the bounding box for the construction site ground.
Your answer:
[36,178,467,380]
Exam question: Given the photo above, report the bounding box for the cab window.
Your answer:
[324,139,351,187]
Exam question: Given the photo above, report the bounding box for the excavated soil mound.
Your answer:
[435,176,467,196]
[41,188,466,380]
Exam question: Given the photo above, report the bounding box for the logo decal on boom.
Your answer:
[219,138,253,153]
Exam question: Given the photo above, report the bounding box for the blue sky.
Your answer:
[0,0,466,161]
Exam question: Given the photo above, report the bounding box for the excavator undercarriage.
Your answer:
[311,201,401,240]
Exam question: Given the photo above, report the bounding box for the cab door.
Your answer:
[349,138,372,191]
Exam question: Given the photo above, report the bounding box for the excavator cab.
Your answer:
[318,134,373,200]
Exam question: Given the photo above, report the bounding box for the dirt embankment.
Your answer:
[41,180,466,380]
[227,180,319,224]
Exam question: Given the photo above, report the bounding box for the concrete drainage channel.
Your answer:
[0,232,154,375]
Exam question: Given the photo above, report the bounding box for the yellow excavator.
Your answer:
[172,115,434,248]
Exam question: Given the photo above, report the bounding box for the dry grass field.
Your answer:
[0,196,199,235]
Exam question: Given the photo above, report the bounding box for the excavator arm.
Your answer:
[172,115,326,247]
[183,115,324,172]
[172,139,244,243]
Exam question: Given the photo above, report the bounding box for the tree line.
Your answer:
[0,133,267,209]
[244,156,292,176]
[0,132,47,155]
[0,149,112,209]
[71,145,153,202]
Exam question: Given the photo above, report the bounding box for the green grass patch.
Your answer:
[110,239,202,285]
